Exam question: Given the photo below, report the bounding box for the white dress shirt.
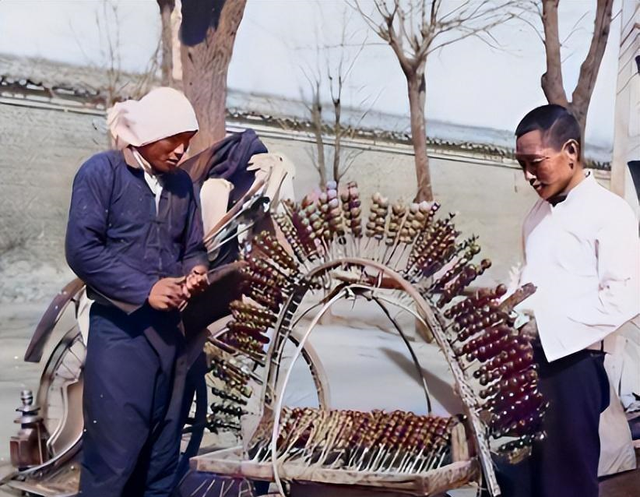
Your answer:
[131,148,164,212]
[518,173,640,362]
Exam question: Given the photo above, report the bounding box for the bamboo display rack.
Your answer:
[200,181,545,496]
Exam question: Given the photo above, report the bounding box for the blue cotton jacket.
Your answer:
[65,150,207,311]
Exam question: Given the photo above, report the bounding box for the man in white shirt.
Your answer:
[509,104,639,496]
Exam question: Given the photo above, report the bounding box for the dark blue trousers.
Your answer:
[488,348,610,497]
[530,348,609,497]
[79,303,187,497]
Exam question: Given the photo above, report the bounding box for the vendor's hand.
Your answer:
[149,277,186,311]
[183,265,209,299]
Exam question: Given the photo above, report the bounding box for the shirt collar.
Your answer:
[124,147,156,176]
[548,171,594,209]
[123,147,164,198]
[123,147,140,170]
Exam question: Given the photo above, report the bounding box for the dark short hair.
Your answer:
[515,104,581,151]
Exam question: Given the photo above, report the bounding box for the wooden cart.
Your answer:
[190,421,478,496]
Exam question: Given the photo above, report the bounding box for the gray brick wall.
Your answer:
[0,102,105,267]
[0,98,611,302]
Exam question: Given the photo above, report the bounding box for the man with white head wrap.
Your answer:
[66,87,208,496]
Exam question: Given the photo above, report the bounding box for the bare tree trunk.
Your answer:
[567,105,587,143]
[541,0,613,141]
[407,73,433,202]
[332,98,342,183]
[570,0,614,137]
[354,0,526,204]
[181,0,247,155]
[311,86,328,187]
[157,0,175,87]
[540,0,569,107]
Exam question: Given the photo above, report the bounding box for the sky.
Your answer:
[0,0,623,150]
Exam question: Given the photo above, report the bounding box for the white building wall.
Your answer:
[611,0,640,216]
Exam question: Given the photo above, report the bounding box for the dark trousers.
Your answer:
[492,348,610,497]
[80,304,186,497]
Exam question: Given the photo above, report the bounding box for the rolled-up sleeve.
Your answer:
[65,156,157,307]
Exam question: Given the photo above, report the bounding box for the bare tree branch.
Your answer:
[540,0,569,107]
[71,0,159,111]
[156,0,176,87]
[518,11,545,45]
[353,0,528,201]
[337,148,364,182]
[561,10,589,46]
[538,0,614,136]
[570,0,613,123]
[298,3,377,186]
[311,79,328,187]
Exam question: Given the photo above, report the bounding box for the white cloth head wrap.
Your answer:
[107,87,199,149]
